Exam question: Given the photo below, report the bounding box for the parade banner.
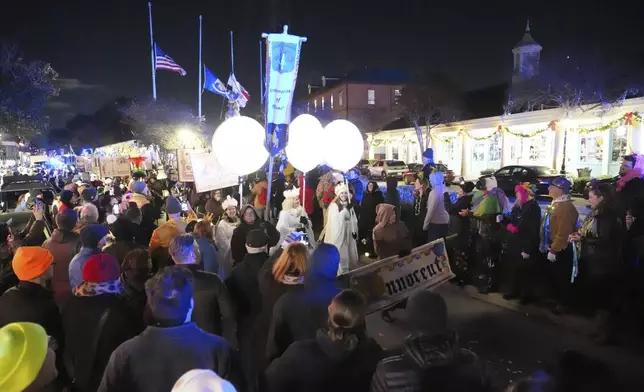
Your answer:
[189,150,238,193]
[263,26,307,156]
[343,239,454,314]
[176,148,200,182]
[98,156,130,178]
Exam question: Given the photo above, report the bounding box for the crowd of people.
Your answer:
[0,149,640,391]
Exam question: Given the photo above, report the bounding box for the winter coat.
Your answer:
[62,294,143,392]
[266,267,341,362]
[371,331,492,392]
[349,178,365,205]
[97,323,245,392]
[445,193,471,237]
[42,228,81,304]
[412,191,430,246]
[196,237,219,274]
[501,198,542,255]
[0,249,17,296]
[266,329,383,392]
[617,176,644,238]
[230,205,280,265]
[181,264,238,349]
[20,217,48,246]
[215,217,240,279]
[580,207,626,277]
[148,212,197,252]
[359,183,385,235]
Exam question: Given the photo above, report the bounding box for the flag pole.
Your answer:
[148,2,157,100]
[198,15,203,120]
[259,40,264,106]
[230,31,235,74]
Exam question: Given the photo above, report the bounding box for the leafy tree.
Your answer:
[0,45,59,139]
[396,72,464,154]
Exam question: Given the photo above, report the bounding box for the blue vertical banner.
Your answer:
[262,26,307,156]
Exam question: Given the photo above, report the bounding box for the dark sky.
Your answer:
[2,0,643,129]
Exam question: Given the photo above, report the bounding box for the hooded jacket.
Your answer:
[230,205,280,264]
[148,209,197,252]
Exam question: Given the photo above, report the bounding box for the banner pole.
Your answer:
[148,2,157,100]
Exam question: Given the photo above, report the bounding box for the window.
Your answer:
[391,147,399,160]
[489,132,501,162]
[611,126,628,161]
[394,89,402,104]
[367,89,375,105]
[527,134,551,163]
[445,139,458,161]
[330,95,334,109]
[473,142,485,162]
[321,97,325,109]
[579,133,603,163]
[495,167,512,177]
[338,90,344,106]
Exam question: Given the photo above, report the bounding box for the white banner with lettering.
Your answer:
[190,151,238,193]
[342,239,454,314]
[98,156,130,178]
[177,148,199,182]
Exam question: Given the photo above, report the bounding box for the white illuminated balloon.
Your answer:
[322,119,364,172]
[212,116,269,175]
[285,114,323,172]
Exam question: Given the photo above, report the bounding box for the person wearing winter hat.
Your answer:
[214,196,241,279]
[68,224,110,290]
[149,195,197,252]
[56,189,75,215]
[173,369,237,392]
[98,267,245,392]
[130,181,150,208]
[0,322,58,392]
[63,253,141,392]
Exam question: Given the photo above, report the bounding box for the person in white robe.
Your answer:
[271,187,316,255]
[214,196,241,279]
[324,182,359,275]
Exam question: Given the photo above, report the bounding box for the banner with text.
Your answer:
[177,148,200,182]
[263,27,306,156]
[190,150,239,193]
[343,239,454,314]
[98,156,130,178]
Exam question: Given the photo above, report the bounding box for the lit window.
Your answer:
[579,130,603,163]
[339,91,344,106]
[321,97,325,109]
[330,95,334,109]
[368,89,375,105]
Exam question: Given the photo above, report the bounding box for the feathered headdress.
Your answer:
[514,182,536,204]
[283,187,300,199]
[222,195,238,210]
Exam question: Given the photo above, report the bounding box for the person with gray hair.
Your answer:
[168,234,237,348]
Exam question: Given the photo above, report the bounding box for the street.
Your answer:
[365,284,644,390]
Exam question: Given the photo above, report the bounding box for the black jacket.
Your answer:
[266,329,383,392]
[182,264,238,348]
[581,207,626,277]
[618,176,644,238]
[371,331,492,392]
[501,198,542,255]
[62,294,143,392]
[230,205,280,264]
[445,193,472,236]
[359,186,385,235]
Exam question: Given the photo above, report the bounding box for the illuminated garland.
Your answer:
[575,112,641,134]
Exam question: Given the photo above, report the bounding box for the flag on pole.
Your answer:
[227,73,250,108]
[203,66,229,98]
[155,44,187,75]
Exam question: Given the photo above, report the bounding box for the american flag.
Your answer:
[155,44,187,76]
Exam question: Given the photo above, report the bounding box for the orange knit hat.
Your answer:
[12,247,54,281]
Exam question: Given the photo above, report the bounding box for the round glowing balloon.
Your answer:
[285,114,323,172]
[212,116,269,175]
[322,119,364,172]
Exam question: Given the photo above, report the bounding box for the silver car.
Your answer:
[368,160,408,180]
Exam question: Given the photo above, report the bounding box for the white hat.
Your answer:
[485,176,498,192]
[332,172,344,183]
[172,369,237,392]
[334,182,349,196]
[221,195,238,210]
[283,187,299,199]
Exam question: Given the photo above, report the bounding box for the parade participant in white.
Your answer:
[324,183,359,275]
[271,188,315,254]
[214,196,241,279]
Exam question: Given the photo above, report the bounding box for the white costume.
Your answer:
[271,188,316,255]
[214,196,240,279]
[324,183,359,275]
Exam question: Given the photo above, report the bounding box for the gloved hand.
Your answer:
[547,252,557,262]
[299,216,308,225]
[520,252,530,260]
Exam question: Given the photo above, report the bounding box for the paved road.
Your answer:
[365,284,644,390]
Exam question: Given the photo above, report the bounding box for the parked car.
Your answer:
[402,163,464,186]
[482,165,573,197]
[367,160,408,180]
[357,159,371,175]
[0,175,56,236]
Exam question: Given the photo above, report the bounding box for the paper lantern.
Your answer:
[322,119,363,172]
[212,116,269,175]
[285,114,323,172]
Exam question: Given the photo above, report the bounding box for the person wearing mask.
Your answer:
[540,177,578,314]
[42,209,81,304]
[499,183,542,303]
[169,234,237,348]
[62,253,143,392]
[0,322,59,392]
[373,203,412,260]
[266,243,342,362]
[265,289,383,392]
[569,182,625,342]
[98,267,245,392]
[359,181,385,258]
[215,196,241,279]
[324,183,359,274]
[423,171,450,256]
[371,292,491,392]
[230,204,280,266]
[68,224,110,291]
[444,181,475,284]
[193,220,220,275]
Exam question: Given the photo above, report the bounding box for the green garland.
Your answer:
[575,112,641,134]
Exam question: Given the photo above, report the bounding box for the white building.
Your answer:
[367,23,644,179]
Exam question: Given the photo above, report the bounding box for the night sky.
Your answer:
[2,0,643,129]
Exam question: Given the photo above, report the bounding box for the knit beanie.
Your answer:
[55,209,78,231]
[59,189,74,205]
[12,247,54,281]
[166,196,183,214]
[80,224,110,248]
[172,369,237,392]
[82,253,120,283]
[0,322,49,392]
[131,181,147,194]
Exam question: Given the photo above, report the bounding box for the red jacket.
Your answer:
[299,175,315,215]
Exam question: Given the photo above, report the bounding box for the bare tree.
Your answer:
[396,72,464,155]
[0,44,59,139]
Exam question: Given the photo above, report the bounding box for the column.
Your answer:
[552,126,565,171]
[500,129,507,167]
[460,133,470,179]
[601,128,610,176]
[628,122,643,154]
[386,143,393,160]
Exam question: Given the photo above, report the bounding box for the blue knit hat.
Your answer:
[422,148,434,160]
[308,243,340,279]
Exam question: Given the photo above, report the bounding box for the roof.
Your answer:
[309,68,410,96]
[514,21,541,49]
